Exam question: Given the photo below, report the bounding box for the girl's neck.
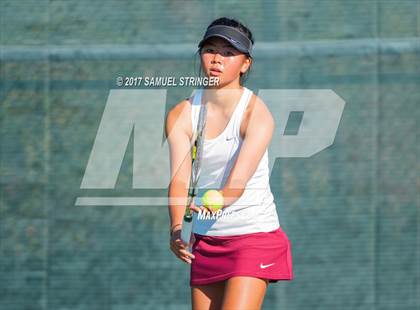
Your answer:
[202,80,244,111]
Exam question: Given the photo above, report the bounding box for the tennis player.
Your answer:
[166,17,293,310]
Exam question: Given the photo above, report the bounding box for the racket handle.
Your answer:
[180,219,193,246]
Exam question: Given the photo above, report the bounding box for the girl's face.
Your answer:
[200,37,251,86]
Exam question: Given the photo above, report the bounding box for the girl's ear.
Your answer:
[240,57,252,74]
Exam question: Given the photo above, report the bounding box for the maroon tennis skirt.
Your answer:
[190,227,294,286]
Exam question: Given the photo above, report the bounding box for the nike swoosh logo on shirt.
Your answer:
[260,263,275,269]
[226,136,234,141]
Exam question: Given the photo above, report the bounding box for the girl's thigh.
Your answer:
[221,276,268,310]
[191,280,226,310]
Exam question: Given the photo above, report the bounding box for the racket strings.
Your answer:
[186,101,207,217]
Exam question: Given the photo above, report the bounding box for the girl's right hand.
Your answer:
[169,228,196,264]
[169,201,213,264]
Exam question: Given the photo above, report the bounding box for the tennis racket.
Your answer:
[180,98,207,246]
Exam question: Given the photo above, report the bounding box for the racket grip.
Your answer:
[180,219,193,246]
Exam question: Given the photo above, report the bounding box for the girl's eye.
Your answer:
[224,51,234,56]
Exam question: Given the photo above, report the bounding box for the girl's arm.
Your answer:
[165,100,193,233]
[220,95,275,207]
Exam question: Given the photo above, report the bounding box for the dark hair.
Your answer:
[194,17,254,85]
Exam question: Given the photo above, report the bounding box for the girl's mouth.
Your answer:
[209,69,222,76]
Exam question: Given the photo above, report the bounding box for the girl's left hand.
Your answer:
[189,200,215,215]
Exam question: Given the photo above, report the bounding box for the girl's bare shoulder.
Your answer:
[240,93,274,138]
[165,97,194,139]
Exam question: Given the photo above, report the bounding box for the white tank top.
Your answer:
[190,87,280,236]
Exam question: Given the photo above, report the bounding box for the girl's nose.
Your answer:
[212,52,223,63]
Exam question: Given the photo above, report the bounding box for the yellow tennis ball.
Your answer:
[202,190,224,211]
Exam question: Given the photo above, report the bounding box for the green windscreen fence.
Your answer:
[1,1,419,309]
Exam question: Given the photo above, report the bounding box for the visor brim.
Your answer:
[198,34,250,55]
